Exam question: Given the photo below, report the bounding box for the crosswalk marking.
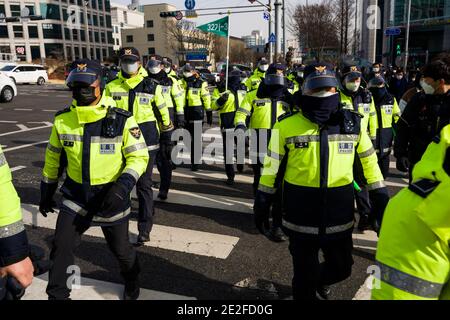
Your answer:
[154,167,254,184]
[23,273,195,300]
[21,204,239,259]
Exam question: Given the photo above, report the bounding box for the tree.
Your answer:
[333,0,357,56]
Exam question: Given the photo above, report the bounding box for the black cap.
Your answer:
[367,75,386,88]
[162,57,173,67]
[146,59,161,69]
[266,63,286,75]
[119,47,140,62]
[66,59,102,88]
[341,65,362,81]
[182,64,195,72]
[264,63,287,86]
[258,57,269,65]
[303,62,339,91]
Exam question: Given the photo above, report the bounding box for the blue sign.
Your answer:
[185,0,196,10]
[384,28,401,36]
[186,53,207,61]
[269,33,276,43]
[263,12,270,21]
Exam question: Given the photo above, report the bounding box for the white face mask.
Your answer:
[396,75,404,80]
[149,67,161,75]
[164,67,171,74]
[373,67,380,73]
[121,62,139,75]
[259,64,269,72]
[307,91,337,98]
[345,81,361,92]
[420,79,436,95]
[184,72,193,78]
[297,72,304,78]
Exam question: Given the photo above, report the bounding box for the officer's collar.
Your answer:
[72,95,109,124]
[118,67,146,89]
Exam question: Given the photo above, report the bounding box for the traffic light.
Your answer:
[396,44,401,56]
[160,11,180,18]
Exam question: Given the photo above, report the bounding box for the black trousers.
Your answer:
[288,235,354,300]
[46,211,138,300]
[378,154,390,179]
[353,156,371,217]
[136,150,157,235]
[186,121,203,167]
[222,131,236,180]
[156,142,173,195]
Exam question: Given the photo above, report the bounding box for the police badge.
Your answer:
[129,127,142,140]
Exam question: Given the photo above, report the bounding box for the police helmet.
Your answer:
[303,62,339,92]
[264,63,287,86]
[66,59,102,88]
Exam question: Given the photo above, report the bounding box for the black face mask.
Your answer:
[370,87,388,103]
[300,94,340,125]
[73,86,98,106]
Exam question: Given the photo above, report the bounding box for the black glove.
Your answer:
[235,124,247,132]
[176,114,185,128]
[369,187,390,233]
[100,181,130,217]
[396,156,410,172]
[39,181,58,217]
[361,89,372,104]
[254,190,273,236]
[159,129,173,146]
[216,92,229,107]
[206,110,213,125]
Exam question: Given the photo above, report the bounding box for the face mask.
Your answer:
[297,72,304,78]
[396,75,403,80]
[164,67,171,74]
[300,93,340,125]
[149,67,161,75]
[73,86,98,106]
[420,79,436,95]
[370,87,387,102]
[345,81,361,92]
[184,72,193,78]
[307,90,337,98]
[121,62,139,75]
[259,64,269,72]
[411,78,416,82]
[373,67,380,73]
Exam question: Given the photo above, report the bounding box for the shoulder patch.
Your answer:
[110,107,132,118]
[409,179,440,198]
[278,111,298,122]
[55,107,71,117]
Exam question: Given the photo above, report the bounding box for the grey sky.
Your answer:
[113,0,303,39]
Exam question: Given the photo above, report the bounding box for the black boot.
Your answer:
[316,285,331,300]
[357,214,371,232]
[135,232,150,246]
[226,177,235,186]
[267,226,288,242]
[157,191,168,200]
[237,165,244,173]
[122,259,140,300]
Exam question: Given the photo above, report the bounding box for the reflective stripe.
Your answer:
[359,147,376,158]
[148,144,160,151]
[258,184,277,194]
[268,150,282,161]
[235,122,246,128]
[254,99,271,104]
[285,135,320,144]
[173,91,184,98]
[0,220,25,239]
[135,92,154,99]
[58,134,83,142]
[157,102,167,110]
[42,176,58,184]
[0,152,6,167]
[123,168,140,181]
[376,261,444,299]
[62,199,88,216]
[370,112,377,116]
[92,208,131,223]
[282,220,355,235]
[367,181,386,191]
[176,112,185,116]
[203,93,211,97]
[123,142,147,155]
[91,136,123,144]
[328,134,359,142]
[62,199,132,223]
[109,92,128,97]
[237,108,251,116]
[47,143,62,154]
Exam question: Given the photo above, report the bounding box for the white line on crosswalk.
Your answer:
[154,167,254,184]
[3,140,48,153]
[21,204,239,259]
[23,273,195,300]
[11,165,26,172]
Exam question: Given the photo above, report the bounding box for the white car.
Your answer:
[0,64,48,85]
[0,72,17,103]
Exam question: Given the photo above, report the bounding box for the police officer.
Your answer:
[339,64,378,231]
[372,125,450,300]
[179,64,212,171]
[40,59,149,300]
[287,64,305,94]
[367,76,401,178]
[245,57,269,92]
[394,54,450,181]
[235,63,293,242]
[105,48,173,245]
[255,62,389,300]
[162,57,180,80]
[147,57,185,200]
[211,70,247,184]
[0,146,34,293]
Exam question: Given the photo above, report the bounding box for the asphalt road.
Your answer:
[0,84,409,300]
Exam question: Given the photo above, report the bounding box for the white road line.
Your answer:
[10,165,26,172]
[353,276,373,300]
[23,273,195,300]
[0,124,52,137]
[154,167,254,184]
[14,108,33,111]
[43,109,57,112]
[3,140,48,153]
[22,204,239,259]
[16,124,29,130]
[0,120,18,123]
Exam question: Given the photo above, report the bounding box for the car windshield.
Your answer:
[1,65,16,71]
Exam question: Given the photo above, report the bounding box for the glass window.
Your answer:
[101,32,105,43]
[40,3,61,20]
[81,47,86,58]
[80,11,84,24]
[74,46,80,59]
[28,25,39,38]
[94,31,99,42]
[102,48,106,59]
[87,14,91,25]
[1,65,16,71]
[107,31,114,44]
[0,26,8,38]
[99,0,104,11]
[25,5,35,16]
[64,28,71,40]
[73,29,78,40]
[147,34,155,42]
[96,48,100,59]
[10,5,21,17]
[44,43,64,59]
[66,46,72,60]
[106,14,112,28]
[100,16,104,27]
[42,24,62,39]
[80,29,85,41]
[62,8,68,21]
[148,48,155,55]
[115,38,119,45]
[105,0,110,11]
[13,26,23,38]
[146,20,154,28]
[126,35,133,43]
[93,15,98,26]
[0,5,5,15]
[92,0,97,10]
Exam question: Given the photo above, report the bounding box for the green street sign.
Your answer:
[197,16,229,37]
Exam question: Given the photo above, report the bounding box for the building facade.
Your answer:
[0,0,114,63]
[110,1,144,52]
[242,30,265,48]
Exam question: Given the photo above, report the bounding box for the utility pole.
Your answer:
[268,0,273,63]
[404,0,412,72]
[282,0,286,59]
[354,0,358,56]
[274,0,282,62]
